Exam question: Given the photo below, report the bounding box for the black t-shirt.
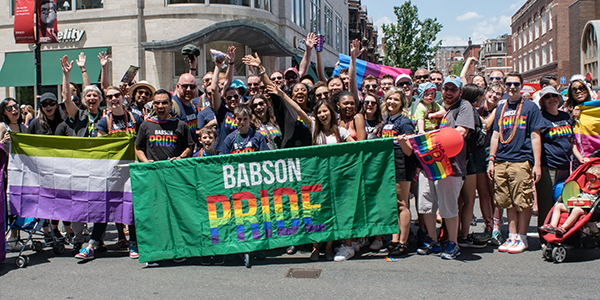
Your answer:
[97,112,143,135]
[214,104,237,150]
[71,109,103,137]
[172,94,199,142]
[541,111,574,170]
[270,94,312,148]
[55,118,75,136]
[135,118,195,161]
[28,116,62,135]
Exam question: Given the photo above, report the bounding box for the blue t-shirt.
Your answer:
[172,94,199,142]
[541,111,574,170]
[380,113,414,149]
[97,112,143,135]
[214,104,237,150]
[197,107,216,129]
[492,99,546,163]
[219,128,269,154]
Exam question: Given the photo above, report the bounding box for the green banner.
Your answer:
[130,139,398,263]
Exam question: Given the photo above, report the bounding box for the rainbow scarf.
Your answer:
[147,116,179,124]
[332,53,411,89]
[409,132,455,181]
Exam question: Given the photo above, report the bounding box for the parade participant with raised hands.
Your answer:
[379,87,416,258]
[97,86,143,136]
[487,72,545,254]
[127,81,155,119]
[209,46,240,150]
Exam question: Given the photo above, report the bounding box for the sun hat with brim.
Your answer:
[129,81,156,99]
[539,86,561,98]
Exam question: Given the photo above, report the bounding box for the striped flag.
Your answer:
[332,53,412,89]
[576,99,600,157]
[7,133,136,225]
[409,132,455,181]
[0,144,7,263]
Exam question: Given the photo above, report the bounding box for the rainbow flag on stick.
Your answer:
[332,54,411,89]
[409,132,455,181]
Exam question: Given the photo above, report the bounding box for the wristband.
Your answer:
[257,67,266,76]
[229,62,235,65]
[190,68,196,71]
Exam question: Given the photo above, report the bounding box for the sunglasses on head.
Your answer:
[271,76,283,81]
[41,101,57,108]
[5,104,19,112]
[505,82,521,87]
[415,75,429,80]
[105,93,121,100]
[226,94,240,101]
[180,84,197,90]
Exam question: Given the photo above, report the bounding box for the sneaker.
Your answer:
[75,247,94,260]
[351,241,360,252]
[200,256,213,265]
[417,238,442,255]
[508,239,527,254]
[440,241,460,259]
[458,234,487,248]
[333,245,355,262]
[369,239,384,251]
[357,237,370,248]
[129,244,139,259]
[474,228,492,243]
[498,239,515,252]
[417,229,428,246]
[490,230,503,246]
[146,261,160,267]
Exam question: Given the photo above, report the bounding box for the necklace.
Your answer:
[260,122,279,150]
[236,128,252,149]
[338,114,354,129]
[499,99,524,144]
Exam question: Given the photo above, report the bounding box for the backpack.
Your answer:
[451,103,486,154]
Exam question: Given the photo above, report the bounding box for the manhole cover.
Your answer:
[285,268,321,279]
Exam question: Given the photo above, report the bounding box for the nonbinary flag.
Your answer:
[409,132,455,181]
[7,133,136,225]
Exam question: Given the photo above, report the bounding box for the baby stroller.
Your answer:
[540,158,600,263]
[5,217,66,268]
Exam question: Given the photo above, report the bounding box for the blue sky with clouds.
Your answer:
[361,0,527,46]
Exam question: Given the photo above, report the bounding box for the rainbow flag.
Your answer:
[409,132,454,181]
[576,99,600,157]
[332,54,411,89]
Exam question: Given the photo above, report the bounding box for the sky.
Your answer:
[360,0,527,46]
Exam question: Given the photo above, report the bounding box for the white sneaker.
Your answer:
[369,239,383,251]
[498,239,515,252]
[351,241,360,252]
[508,239,527,254]
[334,245,355,262]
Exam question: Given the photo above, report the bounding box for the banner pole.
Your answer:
[34,0,41,110]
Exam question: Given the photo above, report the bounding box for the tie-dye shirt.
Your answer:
[492,99,546,163]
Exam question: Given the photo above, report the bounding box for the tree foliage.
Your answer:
[382,1,443,72]
[451,60,464,76]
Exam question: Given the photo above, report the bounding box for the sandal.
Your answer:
[286,245,297,255]
[117,239,129,250]
[556,227,566,236]
[388,242,408,257]
[539,224,553,233]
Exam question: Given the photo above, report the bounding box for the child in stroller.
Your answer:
[540,165,600,235]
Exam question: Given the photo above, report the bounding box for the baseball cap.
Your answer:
[284,67,299,77]
[40,92,57,102]
[443,75,463,89]
[395,74,412,86]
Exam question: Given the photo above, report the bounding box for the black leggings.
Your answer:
[91,223,136,243]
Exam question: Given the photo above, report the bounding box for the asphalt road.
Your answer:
[2,204,600,299]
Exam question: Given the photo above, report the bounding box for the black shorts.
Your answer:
[394,148,416,182]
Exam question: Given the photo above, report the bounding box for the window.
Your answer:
[542,44,547,65]
[529,19,533,42]
[523,23,528,45]
[324,5,333,46]
[549,6,553,30]
[541,9,547,35]
[535,48,540,68]
[487,59,490,67]
[254,0,271,11]
[529,52,533,70]
[310,0,321,34]
[517,29,522,49]
[497,42,503,52]
[344,25,347,54]
[549,40,553,62]
[211,0,250,6]
[336,15,343,53]
[292,0,305,28]
[534,14,539,39]
[169,0,204,3]
[57,0,73,11]
[519,56,522,72]
[497,58,503,67]
[76,0,103,9]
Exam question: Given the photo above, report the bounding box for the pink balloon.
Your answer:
[432,128,464,158]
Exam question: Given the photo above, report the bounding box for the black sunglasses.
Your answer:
[41,101,57,108]
[226,94,240,100]
[4,104,19,112]
[415,75,429,80]
[180,84,197,90]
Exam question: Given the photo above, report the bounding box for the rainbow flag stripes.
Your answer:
[409,132,455,181]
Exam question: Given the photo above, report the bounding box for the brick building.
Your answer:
[571,0,600,85]
[462,38,483,82]
[511,0,570,83]
[481,36,513,78]
[434,45,467,76]
[348,0,378,63]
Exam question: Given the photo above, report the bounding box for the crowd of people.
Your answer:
[3,32,598,266]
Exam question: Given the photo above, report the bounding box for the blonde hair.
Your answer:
[383,87,409,117]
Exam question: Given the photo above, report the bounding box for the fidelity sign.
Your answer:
[57,28,85,42]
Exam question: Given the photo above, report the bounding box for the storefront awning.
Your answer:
[0,47,108,87]
[142,19,301,57]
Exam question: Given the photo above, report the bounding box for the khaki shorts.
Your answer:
[493,161,535,211]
